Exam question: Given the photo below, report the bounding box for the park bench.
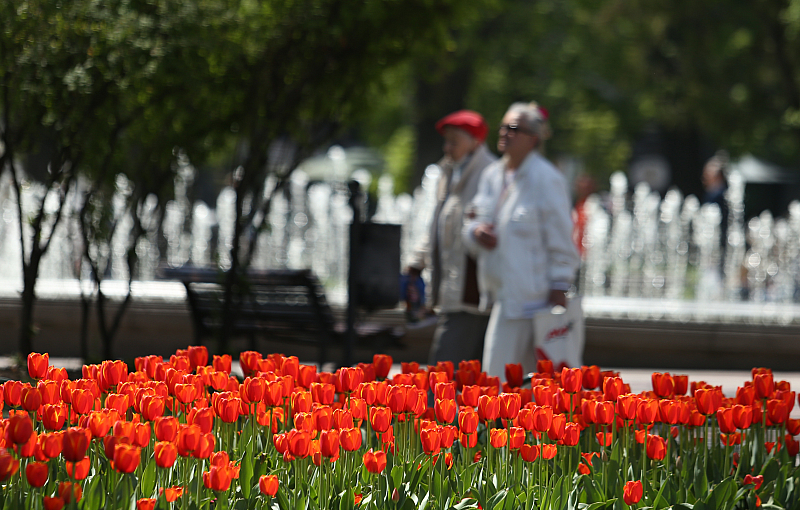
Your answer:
[160,266,405,366]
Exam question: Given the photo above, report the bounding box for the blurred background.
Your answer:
[2,0,800,369]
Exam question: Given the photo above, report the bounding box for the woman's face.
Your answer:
[442,126,479,162]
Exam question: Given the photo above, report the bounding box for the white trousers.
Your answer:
[482,301,538,379]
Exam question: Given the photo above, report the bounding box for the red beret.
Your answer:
[435,110,488,142]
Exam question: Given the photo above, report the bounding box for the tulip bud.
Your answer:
[391,488,400,503]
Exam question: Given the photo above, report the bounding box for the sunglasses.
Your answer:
[498,123,535,137]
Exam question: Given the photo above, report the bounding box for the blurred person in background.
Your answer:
[464,102,580,378]
[407,110,497,365]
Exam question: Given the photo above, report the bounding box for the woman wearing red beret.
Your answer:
[407,110,497,366]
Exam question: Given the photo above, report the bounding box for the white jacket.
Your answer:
[464,150,579,319]
[408,144,496,312]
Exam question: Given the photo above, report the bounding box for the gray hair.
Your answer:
[506,101,551,141]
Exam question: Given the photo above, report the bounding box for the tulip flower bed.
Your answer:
[1,350,799,510]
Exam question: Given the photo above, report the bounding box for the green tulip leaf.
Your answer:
[338,489,354,510]
[391,465,403,490]
[693,454,708,497]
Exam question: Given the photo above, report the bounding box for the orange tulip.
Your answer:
[27,352,49,380]
[4,380,22,407]
[259,474,279,496]
[603,377,624,401]
[386,385,407,414]
[215,397,241,423]
[623,480,643,505]
[616,394,639,421]
[187,345,208,370]
[65,456,91,480]
[461,385,481,408]
[596,432,613,447]
[339,367,364,393]
[460,431,478,448]
[291,391,312,414]
[658,400,680,425]
[25,461,48,487]
[71,389,94,415]
[458,408,479,435]
[520,444,539,462]
[213,354,232,374]
[363,448,387,473]
[288,429,312,458]
[593,401,615,425]
[433,382,456,401]
[153,416,179,443]
[193,433,215,460]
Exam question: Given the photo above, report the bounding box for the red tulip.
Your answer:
[623,480,643,505]
[505,364,524,388]
[372,354,392,380]
[520,444,539,462]
[43,497,64,510]
[561,367,582,393]
[767,399,789,424]
[8,413,33,445]
[26,461,48,487]
[651,372,675,398]
[291,391,312,414]
[155,441,178,468]
[340,427,362,451]
[458,408,479,435]
[28,352,49,380]
[114,443,142,473]
[646,435,666,460]
[594,401,615,425]
[673,375,688,396]
[533,405,554,432]
[754,373,774,400]
[40,432,63,459]
[477,395,499,422]
[187,345,208,370]
[461,385,481,408]
[489,428,507,448]
[339,367,364,393]
[541,444,557,459]
[537,360,554,375]
[62,427,90,462]
[259,475,279,496]
[717,408,736,434]
[320,429,340,458]
[548,413,566,441]
[177,424,202,456]
[603,377,624,401]
[460,431,478,449]
[20,386,42,412]
[386,385,407,414]
[161,486,184,502]
[62,454,89,480]
[695,388,723,415]
[421,427,441,454]
[4,380,23,407]
[636,398,659,424]
[508,427,525,449]
[370,407,392,433]
[582,365,601,390]
[203,465,234,491]
[288,429,312,458]
[434,399,456,424]
[616,394,639,421]
[563,422,580,446]
[0,449,20,481]
[212,354,232,374]
[363,448,387,473]
[137,499,156,510]
[744,474,764,490]
[499,392,522,421]
[58,481,83,503]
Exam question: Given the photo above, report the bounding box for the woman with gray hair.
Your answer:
[463,101,580,378]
